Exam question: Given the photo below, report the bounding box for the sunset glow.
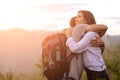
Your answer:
[0,0,120,35]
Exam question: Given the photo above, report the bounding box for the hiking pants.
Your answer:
[85,68,110,80]
[68,54,84,80]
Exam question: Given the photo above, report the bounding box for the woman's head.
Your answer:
[75,10,96,25]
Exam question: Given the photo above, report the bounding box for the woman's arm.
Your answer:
[66,31,99,53]
[85,24,108,37]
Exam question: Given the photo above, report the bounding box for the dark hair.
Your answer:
[69,16,76,27]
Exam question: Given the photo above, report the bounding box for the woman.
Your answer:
[66,10,108,80]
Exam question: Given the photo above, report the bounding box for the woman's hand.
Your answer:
[90,36,104,47]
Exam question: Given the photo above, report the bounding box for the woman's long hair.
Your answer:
[78,10,96,24]
[69,10,96,27]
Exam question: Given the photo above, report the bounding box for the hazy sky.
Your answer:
[0,0,120,35]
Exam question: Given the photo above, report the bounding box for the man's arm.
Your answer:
[66,32,98,53]
[90,36,105,54]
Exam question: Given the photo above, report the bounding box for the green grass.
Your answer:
[103,44,120,80]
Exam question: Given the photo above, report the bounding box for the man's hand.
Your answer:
[90,36,104,47]
[66,28,73,39]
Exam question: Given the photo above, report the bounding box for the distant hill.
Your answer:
[0,28,120,75]
[102,35,120,48]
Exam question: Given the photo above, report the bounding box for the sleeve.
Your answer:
[66,31,99,53]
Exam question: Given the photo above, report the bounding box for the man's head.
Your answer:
[69,16,76,27]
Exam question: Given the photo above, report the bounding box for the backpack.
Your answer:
[42,32,70,80]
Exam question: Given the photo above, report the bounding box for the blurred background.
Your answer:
[0,0,120,80]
